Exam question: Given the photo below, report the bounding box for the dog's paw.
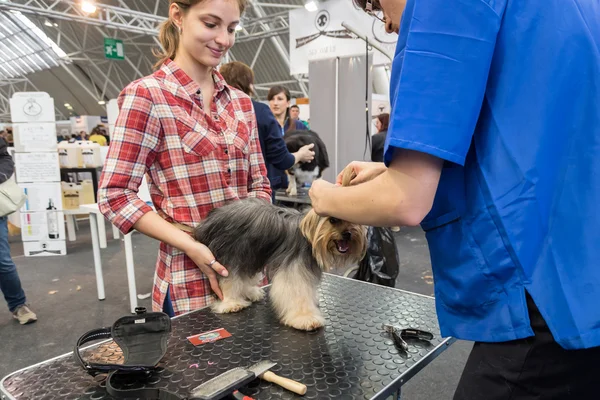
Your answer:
[287,187,298,196]
[245,286,265,302]
[211,299,251,314]
[284,312,325,331]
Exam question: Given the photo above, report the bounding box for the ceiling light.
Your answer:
[98,100,106,105]
[304,0,318,12]
[235,24,243,32]
[44,19,53,27]
[81,1,97,14]
[64,103,70,107]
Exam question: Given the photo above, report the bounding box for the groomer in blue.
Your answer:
[309,0,600,398]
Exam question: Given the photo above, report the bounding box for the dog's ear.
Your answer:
[340,168,357,187]
[299,209,320,243]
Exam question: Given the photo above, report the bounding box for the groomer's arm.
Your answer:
[311,0,504,226]
[310,149,442,226]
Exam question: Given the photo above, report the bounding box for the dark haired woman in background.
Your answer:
[371,113,389,162]
[220,62,314,200]
[267,86,307,135]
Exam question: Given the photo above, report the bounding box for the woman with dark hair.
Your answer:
[220,61,314,199]
[371,113,389,162]
[267,86,307,135]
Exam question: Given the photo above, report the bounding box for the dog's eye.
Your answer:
[329,217,341,224]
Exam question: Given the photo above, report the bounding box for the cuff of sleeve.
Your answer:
[108,199,153,234]
[384,138,466,167]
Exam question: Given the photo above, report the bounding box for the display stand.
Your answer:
[10,92,66,256]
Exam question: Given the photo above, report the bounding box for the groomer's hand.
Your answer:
[336,161,386,186]
[184,242,228,300]
[309,179,336,216]
[293,143,315,164]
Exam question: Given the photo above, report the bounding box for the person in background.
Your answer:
[268,86,307,135]
[219,61,315,201]
[371,113,389,162]
[0,137,36,325]
[309,0,600,399]
[88,127,108,146]
[289,105,309,129]
[99,0,270,318]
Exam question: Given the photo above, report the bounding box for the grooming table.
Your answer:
[0,274,454,400]
[275,188,312,209]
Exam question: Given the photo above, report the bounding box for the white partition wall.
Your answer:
[309,54,373,182]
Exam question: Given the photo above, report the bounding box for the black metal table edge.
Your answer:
[0,274,454,400]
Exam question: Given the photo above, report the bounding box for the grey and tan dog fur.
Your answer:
[193,173,366,330]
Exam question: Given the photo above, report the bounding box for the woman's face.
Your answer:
[379,0,407,34]
[269,92,290,119]
[375,118,383,132]
[172,0,240,68]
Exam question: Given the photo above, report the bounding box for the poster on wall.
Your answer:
[12,123,58,152]
[19,183,63,212]
[289,0,397,75]
[20,211,66,242]
[14,153,61,183]
[9,92,55,123]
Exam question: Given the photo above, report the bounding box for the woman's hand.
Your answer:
[336,161,387,186]
[183,241,228,300]
[293,143,315,164]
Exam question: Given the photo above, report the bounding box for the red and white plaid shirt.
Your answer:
[98,60,271,315]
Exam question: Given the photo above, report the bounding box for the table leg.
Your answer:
[112,224,120,240]
[88,213,105,300]
[66,215,76,241]
[123,232,138,313]
[97,214,107,249]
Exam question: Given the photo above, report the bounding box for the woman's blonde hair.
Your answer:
[154,0,248,69]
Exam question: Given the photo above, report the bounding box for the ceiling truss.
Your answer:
[0,0,307,121]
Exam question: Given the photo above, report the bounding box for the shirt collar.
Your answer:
[160,59,228,98]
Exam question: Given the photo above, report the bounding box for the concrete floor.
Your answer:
[0,221,471,400]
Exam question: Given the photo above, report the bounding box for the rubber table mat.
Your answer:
[1,274,452,400]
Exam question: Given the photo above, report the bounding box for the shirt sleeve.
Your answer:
[385,0,504,166]
[98,82,159,234]
[246,105,272,202]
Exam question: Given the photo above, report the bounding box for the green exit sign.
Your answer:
[104,38,124,60]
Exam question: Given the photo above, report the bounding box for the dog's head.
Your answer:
[299,211,367,271]
[300,168,366,270]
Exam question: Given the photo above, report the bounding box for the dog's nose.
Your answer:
[342,231,352,241]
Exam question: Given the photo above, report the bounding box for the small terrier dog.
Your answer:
[193,170,366,331]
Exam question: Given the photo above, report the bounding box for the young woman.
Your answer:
[219,61,314,199]
[267,86,307,135]
[98,0,271,317]
[309,0,600,399]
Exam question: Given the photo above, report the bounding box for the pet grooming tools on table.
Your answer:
[74,308,307,400]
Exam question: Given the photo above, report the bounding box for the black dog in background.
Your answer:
[284,130,330,196]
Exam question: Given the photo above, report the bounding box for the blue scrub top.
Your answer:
[385,0,600,349]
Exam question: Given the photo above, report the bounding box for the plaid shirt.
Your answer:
[98,60,271,315]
